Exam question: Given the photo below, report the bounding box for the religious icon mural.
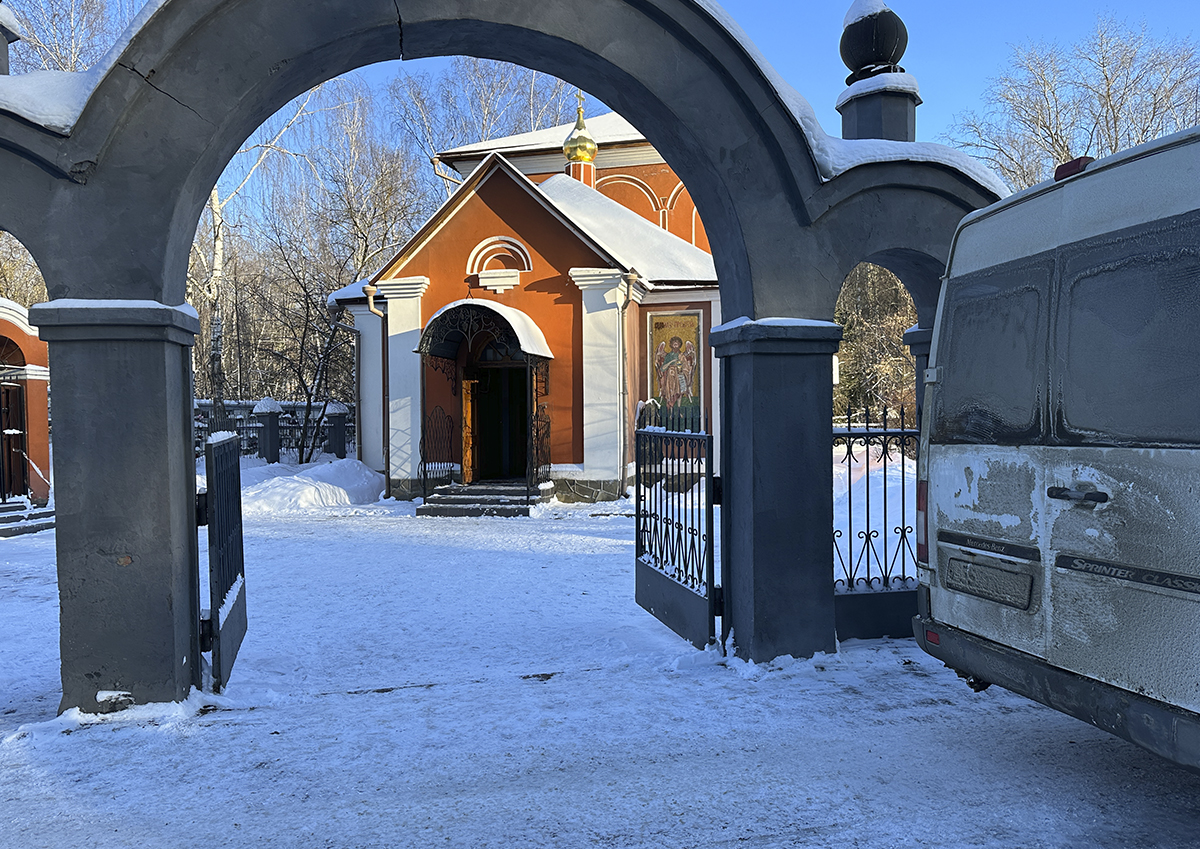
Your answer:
[649,311,702,428]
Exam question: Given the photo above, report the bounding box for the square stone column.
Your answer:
[903,325,933,427]
[569,269,628,499]
[29,300,202,713]
[376,277,429,498]
[712,318,843,662]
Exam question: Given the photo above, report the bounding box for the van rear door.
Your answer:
[926,253,1052,659]
[1043,209,1200,715]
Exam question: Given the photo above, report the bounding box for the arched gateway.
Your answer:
[0,0,1004,711]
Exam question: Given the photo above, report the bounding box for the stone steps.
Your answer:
[417,481,551,518]
[0,502,55,537]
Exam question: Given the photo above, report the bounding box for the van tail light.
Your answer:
[916,479,929,564]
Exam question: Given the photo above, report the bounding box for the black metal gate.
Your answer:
[634,406,720,648]
[526,358,551,502]
[197,433,247,692]
[831,407,919,639]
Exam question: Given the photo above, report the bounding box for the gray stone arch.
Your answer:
[0,0,1006,708]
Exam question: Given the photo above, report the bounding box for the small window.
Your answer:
[931,256,1051,445]
[1057,245,1200,446]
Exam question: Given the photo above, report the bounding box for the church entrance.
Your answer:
[470,366,528,482]
[417,301,552,498]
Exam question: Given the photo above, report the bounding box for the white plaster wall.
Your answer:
[571,269,626,481]
[379,278,429,484]
[347,304,384,472]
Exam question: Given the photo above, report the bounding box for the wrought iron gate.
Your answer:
[197,433,247,693]
[634,406,721,648]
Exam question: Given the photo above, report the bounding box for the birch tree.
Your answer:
[946,16,1200,190]
[388,57,575,197]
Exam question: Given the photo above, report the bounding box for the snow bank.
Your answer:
[833,445,917,586]
[241,459,385,515]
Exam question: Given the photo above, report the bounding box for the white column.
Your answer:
[346,304,384,472]
[570,268,626,482]
[377,276,430,495]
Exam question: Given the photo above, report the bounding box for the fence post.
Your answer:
[256,411,280,463]
[325,412,347,459]
[712,318,843,663]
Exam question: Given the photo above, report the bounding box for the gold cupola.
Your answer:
[563,92,598,164]
[563,92,598,187]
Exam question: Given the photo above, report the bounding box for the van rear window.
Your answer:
[931,257,1050,445]
[1057,245,1200,446]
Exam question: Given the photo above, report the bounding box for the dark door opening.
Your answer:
[475,367,528,480]
[1,382,27,500]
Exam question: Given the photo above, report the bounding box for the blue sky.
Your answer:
[713,0,1200,142]
[375,0,1199,144]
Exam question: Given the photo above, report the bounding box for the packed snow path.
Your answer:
[2,500,1199,848]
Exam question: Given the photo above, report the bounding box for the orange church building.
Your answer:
[0,298,51,504]
[332,108,722,501]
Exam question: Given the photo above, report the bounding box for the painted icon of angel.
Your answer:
[654,336,697,411]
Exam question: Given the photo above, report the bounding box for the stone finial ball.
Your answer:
[840,5,908,83]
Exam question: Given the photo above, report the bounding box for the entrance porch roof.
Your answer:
[418,299,554,360]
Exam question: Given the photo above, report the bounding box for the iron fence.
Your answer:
[832,406,919,592]
[527,402,551,502]
[635,406,714,597]
[195,415,356,460]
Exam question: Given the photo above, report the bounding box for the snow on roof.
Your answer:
[835,72,921,110]
[0,4,24,40]
[327,279,370,308]
[843,0,892,28]
[439,113,644,158]
[538,174,716,284]
[421,299,554,359]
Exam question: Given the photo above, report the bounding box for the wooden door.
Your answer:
[0,384,26,499]
[461,379,478,484]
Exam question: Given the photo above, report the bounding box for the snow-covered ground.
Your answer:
[1,460,1199,848]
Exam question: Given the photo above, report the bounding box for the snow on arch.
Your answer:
[418,299,554,360]
[0,297,37,339]
[465,236,534,276]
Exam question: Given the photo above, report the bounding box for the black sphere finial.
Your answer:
[840,1,908,85]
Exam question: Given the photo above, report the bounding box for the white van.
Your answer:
[914,126,1200,770]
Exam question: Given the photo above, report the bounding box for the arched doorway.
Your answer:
[0,298,50,506]
[416,301,552,493]
[0,0,1003,710]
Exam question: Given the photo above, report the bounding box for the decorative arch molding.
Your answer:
[666,181,689,210]
[466,236,534,276]
[596,174,663,212]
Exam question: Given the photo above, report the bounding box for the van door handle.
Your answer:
[1047,486,1110,504]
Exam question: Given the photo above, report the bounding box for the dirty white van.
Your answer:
[914,126,1200,770]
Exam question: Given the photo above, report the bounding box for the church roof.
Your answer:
[438,112,644,160]
[330,152,715,308]
[538,174,715,285]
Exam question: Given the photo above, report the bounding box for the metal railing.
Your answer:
[195,416,356,460]
[833,406,919,592]
[420,406,458,497]
[635,405,714,597]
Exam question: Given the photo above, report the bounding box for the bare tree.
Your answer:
[834,263,917,420]
[0,233,47,306]
[388,57,575,197]
[8,0,140,72]
[945,16,1200,190]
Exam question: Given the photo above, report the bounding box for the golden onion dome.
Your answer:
[563,106,598,164]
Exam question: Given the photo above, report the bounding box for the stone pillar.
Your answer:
[712,318,843,663]
[325,413,347,459]
[257,411,280,463]
[28,300,201,713]
[569,269,626,501]
[903,326,933,427]
[376,276,429,499]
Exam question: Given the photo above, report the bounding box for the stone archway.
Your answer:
[0,0,1003,709]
